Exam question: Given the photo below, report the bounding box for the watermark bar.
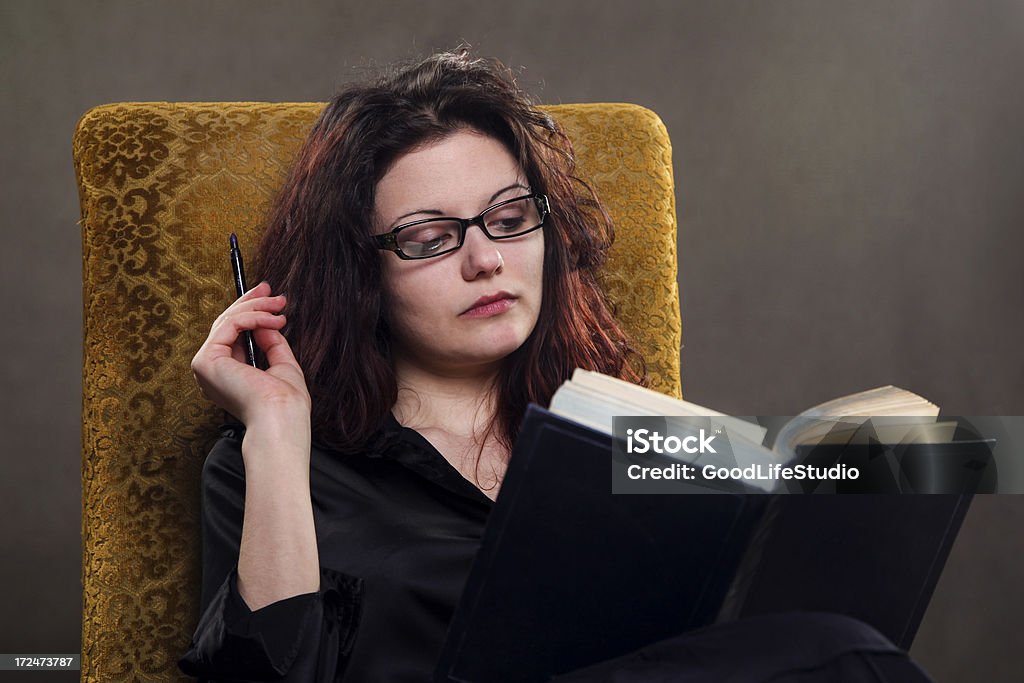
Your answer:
[611,415,1024,494]
[0,654,80,670]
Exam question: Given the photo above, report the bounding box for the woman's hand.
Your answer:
[194,283,320,608]
[191,281,310,429]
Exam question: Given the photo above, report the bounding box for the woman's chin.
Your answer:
[480,327,532,358]
[450,337,527,371]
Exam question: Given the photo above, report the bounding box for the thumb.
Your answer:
[253,327,301,370]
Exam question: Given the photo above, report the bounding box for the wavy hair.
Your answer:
[256,48,646,453]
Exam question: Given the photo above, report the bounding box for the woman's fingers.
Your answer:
[230,293,287,315]
[239,280,272,302]
[195,288,288,369]
[206,310,287,351]
[191,286,312,422]
[230,338,248,365]
[216,293,286,330]
[252,327,301,370]
[223,294,287,364]
[213,281,281,322]
[250,328,310,410]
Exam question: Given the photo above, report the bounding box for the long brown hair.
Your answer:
[257,48,646,453]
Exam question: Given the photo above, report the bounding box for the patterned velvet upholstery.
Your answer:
[73,102,681,682]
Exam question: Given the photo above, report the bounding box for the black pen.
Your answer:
[229,233,258,368]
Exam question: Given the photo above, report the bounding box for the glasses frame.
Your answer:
[375,193,550,260]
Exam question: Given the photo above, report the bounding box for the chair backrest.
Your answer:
[73,102,681,682]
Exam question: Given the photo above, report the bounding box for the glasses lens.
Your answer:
[483,197,543,237]
[396,220,462,258]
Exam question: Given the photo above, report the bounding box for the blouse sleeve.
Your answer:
[178,429,363,682]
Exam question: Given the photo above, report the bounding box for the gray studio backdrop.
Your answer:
[2,0,1022,680]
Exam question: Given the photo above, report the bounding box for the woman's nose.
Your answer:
[460,224,504,280]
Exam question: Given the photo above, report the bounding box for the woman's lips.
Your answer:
[461,293,517,318]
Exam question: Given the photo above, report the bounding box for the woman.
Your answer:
[179,50,933,683]
[179,49,643,682]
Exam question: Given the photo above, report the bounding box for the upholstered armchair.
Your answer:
[72,102,681,682]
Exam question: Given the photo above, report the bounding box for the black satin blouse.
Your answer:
[178,415,493,682]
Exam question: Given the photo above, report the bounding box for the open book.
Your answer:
[548,369,955,461]
[434,400,973,682]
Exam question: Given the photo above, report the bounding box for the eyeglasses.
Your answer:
[375,193,550,260]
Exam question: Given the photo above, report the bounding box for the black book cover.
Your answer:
[434,406,970,683]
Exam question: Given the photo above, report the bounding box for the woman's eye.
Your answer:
[488,216,526,233]
[400,225,456,255]
[419,235,450,251]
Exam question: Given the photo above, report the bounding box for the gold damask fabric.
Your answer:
[73,102,681,682]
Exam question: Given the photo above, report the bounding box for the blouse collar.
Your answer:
[225,415,495,508]
[364,412,495,508]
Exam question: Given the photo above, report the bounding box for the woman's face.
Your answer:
[375,130,545,377]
